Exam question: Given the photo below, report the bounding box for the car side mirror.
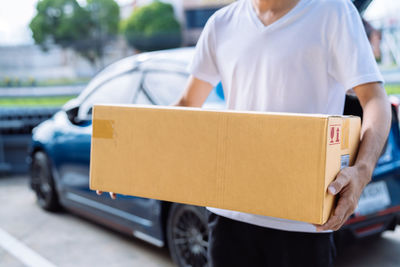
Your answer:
[63,98,92,125]
[63,98,80,120]
[65,105,80,124]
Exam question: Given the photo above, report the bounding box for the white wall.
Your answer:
[0,38,134,80]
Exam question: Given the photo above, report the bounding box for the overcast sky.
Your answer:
[0,0,399,46]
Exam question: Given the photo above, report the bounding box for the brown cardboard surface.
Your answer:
[89,105,361,224]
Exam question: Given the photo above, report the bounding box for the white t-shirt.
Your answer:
[187,0,383,233]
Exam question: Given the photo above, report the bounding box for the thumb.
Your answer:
[328,173,349,195]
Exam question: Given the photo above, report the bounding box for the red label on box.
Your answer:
[329,125,341,145]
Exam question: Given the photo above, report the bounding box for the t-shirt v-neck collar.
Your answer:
[245,0,308,31]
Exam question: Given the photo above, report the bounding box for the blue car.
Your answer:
[29,47,400,267]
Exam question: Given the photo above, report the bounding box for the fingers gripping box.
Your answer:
[89,105,361,224]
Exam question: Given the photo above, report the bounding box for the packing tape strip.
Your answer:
[341,118,350,150]
[92,119,114,139]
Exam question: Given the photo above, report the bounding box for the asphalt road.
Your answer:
[1,175,399,267]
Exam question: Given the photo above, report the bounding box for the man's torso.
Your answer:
[189,0,382,232]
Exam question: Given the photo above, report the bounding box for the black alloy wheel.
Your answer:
[167,204,209,267]
[30,151,60,211]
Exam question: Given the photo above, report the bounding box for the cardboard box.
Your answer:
[90,105,361,224]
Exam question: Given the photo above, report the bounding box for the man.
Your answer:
[175,0,390,266]
[99,0,391,266]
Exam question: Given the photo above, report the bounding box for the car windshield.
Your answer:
[77,71,142,119]
[77,56,138,103]
[143,71,188,105]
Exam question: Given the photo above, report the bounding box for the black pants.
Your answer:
[208,212,336,267]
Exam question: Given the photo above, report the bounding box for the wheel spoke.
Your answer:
[174,227,190,237]
[199,247,207,257]
[41,183,51,194]
[174,237,189,245]
[199,240,208,248]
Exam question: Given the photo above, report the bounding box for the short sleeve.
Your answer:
[187,15,221,86]
[328,1,384,90]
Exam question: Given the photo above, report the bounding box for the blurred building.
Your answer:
[0,45,89,80]
[366,17,400,68]
[0,38,131,81]
[0,0,234,82]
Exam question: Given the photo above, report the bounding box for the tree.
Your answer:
[121,1,182,51]
[85,0,120,64]
[30,0,90,49]
[29,0,120,66]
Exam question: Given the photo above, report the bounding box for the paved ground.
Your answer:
[0,175,399,267]
[0,175,174,267]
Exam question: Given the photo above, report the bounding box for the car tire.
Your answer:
[30,151,60,211]
[167,204,209,267]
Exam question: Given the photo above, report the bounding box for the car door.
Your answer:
[54,71,153,219]
[89,65,190,221]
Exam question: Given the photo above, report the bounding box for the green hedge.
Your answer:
[385,84,400,95]
[121,1,182,51]
[0,96,74,107]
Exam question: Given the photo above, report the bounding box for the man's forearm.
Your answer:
[174,76,214,107]
[318,83,391,231]
[353,95,391,185]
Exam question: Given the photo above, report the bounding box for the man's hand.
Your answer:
[316,165,370,231]
[317,82,391,231]
[96,190,116,200]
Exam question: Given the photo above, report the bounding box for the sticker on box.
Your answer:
[329,124,341,145]
[340,154,350,169]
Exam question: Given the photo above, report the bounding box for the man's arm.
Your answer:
[175,75,214,107]
[316,82,391,231]
[96,75,213,198]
